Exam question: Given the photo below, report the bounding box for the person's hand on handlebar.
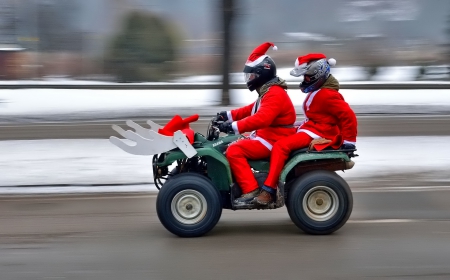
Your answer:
[215,111,228,122]
[218,121,234,134]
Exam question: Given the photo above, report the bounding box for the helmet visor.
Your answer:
[244,73,259,83]
[290,67,307,77]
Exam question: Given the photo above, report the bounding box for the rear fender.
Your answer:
[280,152,352,182]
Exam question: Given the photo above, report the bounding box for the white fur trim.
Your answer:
[343,140,356,145]
[305,89,320,111]
[245,55,268,67]
[294,120,306,127]
[231,121,239,134]
[297,62,307,68]
[328,58,336,66]
[227,111,233,122]
[297,129,321,139]
[249,134,273,151]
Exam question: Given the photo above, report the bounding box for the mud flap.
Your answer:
[275,181,285,208]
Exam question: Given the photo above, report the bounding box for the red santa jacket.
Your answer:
[228,83,296,150]
[298,87,357,147]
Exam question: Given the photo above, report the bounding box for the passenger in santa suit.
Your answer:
[255,53,358,205]
[215,42,297,205]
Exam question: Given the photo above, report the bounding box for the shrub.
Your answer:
[105,11,182,82]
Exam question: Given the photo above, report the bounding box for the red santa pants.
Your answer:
[264,132,313,189]
[226,139,271,193]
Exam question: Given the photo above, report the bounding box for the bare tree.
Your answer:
[37,1,82,52]
[446,13,450,63]
[220,0,235,106]
[0,0,17,44]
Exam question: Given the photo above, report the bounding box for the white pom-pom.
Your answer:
[272,45,278,51]
[328,58,336,66]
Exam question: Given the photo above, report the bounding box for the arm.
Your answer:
[232,90,282,134]
[322,92,358,144]
[228,102,255,122]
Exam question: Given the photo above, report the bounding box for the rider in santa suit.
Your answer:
[215,42,296,205]
[255,53,358,205]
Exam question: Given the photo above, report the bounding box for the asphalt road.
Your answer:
[2,115,450,140]
[2,115,450,279]
[1,188,450,280]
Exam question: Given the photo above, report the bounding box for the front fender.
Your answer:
[157,147,232,191]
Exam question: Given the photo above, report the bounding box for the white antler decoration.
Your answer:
[109,120,197,158]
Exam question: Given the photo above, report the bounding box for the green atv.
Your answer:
[110,116,357,237]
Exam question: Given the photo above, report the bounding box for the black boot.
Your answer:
[255,185,276,205]
[233,188,260,206]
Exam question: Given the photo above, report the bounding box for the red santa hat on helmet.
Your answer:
[290,53,336,80]
[245,42,278,67]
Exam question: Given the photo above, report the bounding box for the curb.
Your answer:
[3,105,450,124]
[0,183,159,195]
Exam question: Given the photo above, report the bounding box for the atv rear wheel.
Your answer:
[156,173,222,237]
[287,170,353,235]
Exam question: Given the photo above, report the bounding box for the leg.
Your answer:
[264,132,313,188]
[226,139,271,194]
[256,133,313,205]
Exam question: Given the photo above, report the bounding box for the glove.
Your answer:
[218,121,234,134]
[340,143,356,150]
[215,111,228,122]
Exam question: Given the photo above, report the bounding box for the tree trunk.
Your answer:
[221,0,234,106]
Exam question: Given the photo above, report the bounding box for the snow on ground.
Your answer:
[371,66,420,81]
[1,137,450,194]
[0,67,449,194]
[173,66,417,83]
[0,64,449,121]
[0,89,221,115]
[2,88,450,119]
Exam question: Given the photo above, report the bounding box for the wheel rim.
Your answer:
[171,189,208,225]
[302,186,339,222]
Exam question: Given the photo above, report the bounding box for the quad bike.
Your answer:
[110,115,357,237]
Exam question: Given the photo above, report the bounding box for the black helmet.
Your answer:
[243,42,278,91]
[243,56,277,91]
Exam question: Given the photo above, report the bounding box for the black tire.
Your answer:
[287,170,353,235]
[156,173,222,237]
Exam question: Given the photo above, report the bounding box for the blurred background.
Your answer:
[3,1,450,279]
[0,0,449,82]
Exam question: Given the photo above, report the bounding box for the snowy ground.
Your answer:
[0,66,422,85]
[2,88,450,123]
[177,65,450,82]
[1,137,450,194]
[1,69,450,194]
[1,65,450,123]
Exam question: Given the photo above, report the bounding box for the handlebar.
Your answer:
[206,117,221,141]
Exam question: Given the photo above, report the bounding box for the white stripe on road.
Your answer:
[348,219,417,223]
[352,186,450,192]
[0,184,158,195]
[1,185,450,195]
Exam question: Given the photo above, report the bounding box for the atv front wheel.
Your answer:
[287,170,353,235]
[156,173,222,237]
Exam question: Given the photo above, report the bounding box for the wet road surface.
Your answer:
[2,115,450,278]
[1,187,450,279]
[2,115,450,140]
